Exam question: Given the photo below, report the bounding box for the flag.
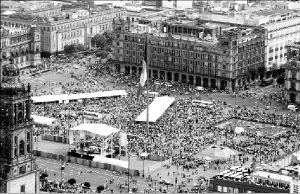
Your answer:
[137,36,148,98]
[137,60,147,98]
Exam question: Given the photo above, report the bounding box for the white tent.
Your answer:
[92,154,128,169]
[70,124,120,137]
[32,115,57,126]
[234,127,245,134]
[135,96,175,122]
[32,90,127,103]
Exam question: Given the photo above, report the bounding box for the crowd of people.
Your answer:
[30,53,300,192]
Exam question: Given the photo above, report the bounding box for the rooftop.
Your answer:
[254,9,292,17]
[1,26,30,37]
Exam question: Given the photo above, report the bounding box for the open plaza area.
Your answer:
[1,1,300,193]
[17,52,298,193]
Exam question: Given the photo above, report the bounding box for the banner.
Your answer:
[120,132,128,147]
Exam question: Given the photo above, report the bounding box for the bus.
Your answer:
[143,91,159,98]
[192,100,214,108]
[81,111,103,119]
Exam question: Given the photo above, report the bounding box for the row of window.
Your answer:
[36,8,61,17]
[269,23,300,38]
[10,35,30,45]
[238,41,265,52]
[238,49,264,59]
[268,53,287,61]
[47,11,125,32]
[62,30,82,40]
[122,44,220,62]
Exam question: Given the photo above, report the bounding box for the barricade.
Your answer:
[32,150,141,176]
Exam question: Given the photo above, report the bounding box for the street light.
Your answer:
[142,156,145,178]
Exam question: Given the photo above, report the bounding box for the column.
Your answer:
[120,64,125,73]
[216,79,220,89]
[179,74,182,82]
[158,71,161,80]
[194,76,197,86]
[129,66,132,74]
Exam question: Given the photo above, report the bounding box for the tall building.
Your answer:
[247,10,300,70]
[284,42,300,103]
[1,4,125,57]
[209,167,297,193]
[196,8,300,70]
[111,18,266,90]
[0,59,39,193]
[0,25,41,74]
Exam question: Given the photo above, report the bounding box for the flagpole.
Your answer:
[146,33,149,136]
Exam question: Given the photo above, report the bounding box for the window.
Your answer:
[19,165,26,174]
[19,140,25,155]
[20,185,25,193]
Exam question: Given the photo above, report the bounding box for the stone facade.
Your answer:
[284,42,300,104]
[111,19,266,91]
[0,25,41,73]
[1,6,126,57]
[0,60,39,193]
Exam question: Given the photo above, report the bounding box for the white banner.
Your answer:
[120,132,128,147]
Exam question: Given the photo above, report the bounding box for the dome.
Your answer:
[2,63,20,77]
[1,58,23,89]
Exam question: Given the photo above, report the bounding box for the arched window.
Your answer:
[18,112,23,124]
[19,140,25,155]
[14,136,18,157]
[27,132,31,153]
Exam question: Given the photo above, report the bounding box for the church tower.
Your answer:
[0,58,39,193]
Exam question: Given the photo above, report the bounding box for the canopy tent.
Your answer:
[92,154,128,169]
[32,115,57,126]
[32,90,127,103]
[70,124,120,137]
[135,96,175,122]
[234,127,245,134]
[140,153,150,157]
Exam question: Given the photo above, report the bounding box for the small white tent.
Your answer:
[235,127,245,134]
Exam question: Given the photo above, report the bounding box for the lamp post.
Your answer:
[142,156,145,178]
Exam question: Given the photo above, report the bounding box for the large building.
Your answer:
[1,4,125,57]
[246,9,300,70]
[111,18,266,90]
[209,166,299,193]
[284,42,300,104]
[195,7,300,70]
[0,25,41,74]
[0,59,39,193]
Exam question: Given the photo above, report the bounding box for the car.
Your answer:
[159,179,173,186]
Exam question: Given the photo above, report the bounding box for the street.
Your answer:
[36,157,149,192]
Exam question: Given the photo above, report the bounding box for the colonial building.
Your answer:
[284,42,300,104]
[0,59,39,193]
[0,25,41,74]
[111,18,266,90]
[1,5,125,57]
[251,10,300,70]
[210,169,291,193]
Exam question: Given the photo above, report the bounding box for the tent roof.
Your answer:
[70,124,120,137]
[32,90,127,103]
[32,115,56,125]
[135,96,175,122]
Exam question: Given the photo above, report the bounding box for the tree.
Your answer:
[40,172,48,180]
[91,32,112,50]
[96,185,105,193]
[249,68,258,81]
[83,182,91,189]
[257,65,266,80]
[276,76,285,85]
[91,34,107,49]
[64,44,85,54]
[67,178,76,186]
